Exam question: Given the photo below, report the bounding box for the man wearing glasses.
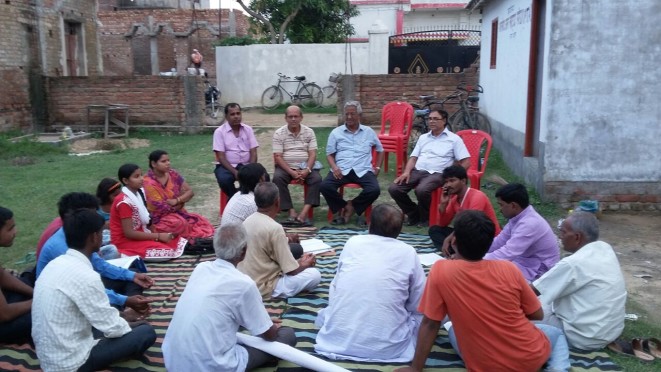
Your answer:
[388,108,470,227]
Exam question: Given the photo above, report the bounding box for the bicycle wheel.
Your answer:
[450,110,470,132]
[298,83,323,108]
[261,86,283,110]
[321,85,337,108]
[408,120,427,154]
[471,112,492,134]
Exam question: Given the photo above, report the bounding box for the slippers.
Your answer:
[356,216,368,228]
[331,214,347,225]
[607,339,654,363]
[643,338,661,358]
[294,217,313,227]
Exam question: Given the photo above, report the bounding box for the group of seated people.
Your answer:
[0,148,216,370]
[0,99,627,370]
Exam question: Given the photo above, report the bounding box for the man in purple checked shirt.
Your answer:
[484,183,559,281]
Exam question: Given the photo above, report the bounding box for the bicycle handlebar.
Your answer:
[456,82,484,93]
[277,72,291,80]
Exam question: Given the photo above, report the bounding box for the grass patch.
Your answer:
[0,134,68,161]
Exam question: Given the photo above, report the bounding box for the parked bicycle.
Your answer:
[261,73,323,110]
[320,72,341,108]
[204,80,222,119]
[449,83,491,134]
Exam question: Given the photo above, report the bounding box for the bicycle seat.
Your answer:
[295,76,306,81]
[419,95,435,100]
[468,96,480,103]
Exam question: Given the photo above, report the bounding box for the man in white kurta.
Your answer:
[314,204,426,362]
[532,211,626,350]
[163,223,296,370]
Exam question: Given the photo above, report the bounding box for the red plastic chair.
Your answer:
[378,102,414,176]
[428,129,492,224]
[219,189,229,218]
[456,129,493,190]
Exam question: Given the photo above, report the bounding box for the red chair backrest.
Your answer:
[380,102,414,138]
[456,129,493,173]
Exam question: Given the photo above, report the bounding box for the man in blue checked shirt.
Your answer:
[321,101,384,227]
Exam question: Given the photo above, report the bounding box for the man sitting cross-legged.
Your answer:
[32,209,156,372]
[428,165,500,254]
[0,206,33,344]
[163,223,297,370]
[397,210,570,372]
[485,183,559,281]
[314,204,426,362]
[532,211,627,350]
[37,192,153,320]
[238,182,321,300]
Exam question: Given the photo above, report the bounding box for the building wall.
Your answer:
[479,0,661,209]
[404,8,480,32]
[0,0,102,133]
[351,4,400,38]
[46,76,206,131]
[98,9,249,79]
[216,43,372,107]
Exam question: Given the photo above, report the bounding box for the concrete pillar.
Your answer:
[368,20,389,74]
[229,10,236,37]
[148,16,159,75]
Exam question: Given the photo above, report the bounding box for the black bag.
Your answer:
[183,238,214,255]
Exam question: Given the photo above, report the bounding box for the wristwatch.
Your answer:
[305,167,311,173]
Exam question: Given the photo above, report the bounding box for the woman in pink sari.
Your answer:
[143,150,214,242]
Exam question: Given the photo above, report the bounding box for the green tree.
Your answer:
[236,0,357,44]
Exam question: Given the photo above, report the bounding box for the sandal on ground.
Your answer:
[642,338,661,358]
[331,214,347,225]
[280,217,301,227]
[607,339,654,363]
[294,217,313,227]
[356,216,368,228]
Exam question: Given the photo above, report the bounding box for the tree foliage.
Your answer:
[236,0,358,44]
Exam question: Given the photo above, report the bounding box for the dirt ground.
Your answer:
[69,112,661,326]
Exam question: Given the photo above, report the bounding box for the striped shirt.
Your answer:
[272,124,318,169]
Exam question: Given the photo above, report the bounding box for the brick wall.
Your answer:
[0,0,102,133]
[46,76,206,131]
[337,67,479,124]
[98,9,250,78]
[544,181,661,211]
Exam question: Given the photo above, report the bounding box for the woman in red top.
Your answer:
[110,163,185,261]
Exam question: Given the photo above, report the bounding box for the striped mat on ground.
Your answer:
[0,227,621,371]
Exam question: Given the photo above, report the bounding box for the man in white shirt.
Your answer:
[388,109,470,226]
[32,209,156,371]
[163,223,296,370]
[532,211,627,350]
[314,204,426,362]
[220,163,268,226]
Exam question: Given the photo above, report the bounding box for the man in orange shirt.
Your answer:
[398,210,569,372]
[427,165,500,255]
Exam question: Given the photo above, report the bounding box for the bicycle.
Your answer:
[204,80,222,119]
[261,73,323,110]
[448,83,491,134]
[320,72,341,108]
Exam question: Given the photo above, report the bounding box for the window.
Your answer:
[490,18,498,69]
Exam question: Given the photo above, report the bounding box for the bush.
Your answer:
[214,36,263,46]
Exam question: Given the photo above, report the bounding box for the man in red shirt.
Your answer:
[398,210,569,372]
[428,165,500,255]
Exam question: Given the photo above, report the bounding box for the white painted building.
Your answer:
[350,0,482,41]
[469,0,661,208]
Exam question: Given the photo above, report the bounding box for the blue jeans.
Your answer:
[448,323,570,372]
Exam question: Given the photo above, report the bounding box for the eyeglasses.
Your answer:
[428,117,445,121]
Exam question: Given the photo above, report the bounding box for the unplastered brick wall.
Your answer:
[337,67,479,124]
[46,76,205,130]
[98,9,250,78]
[0,0,102,132]
[544,181,661,211]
